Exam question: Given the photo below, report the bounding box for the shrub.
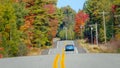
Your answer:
[17,42,28,56]
[117,48,120,53]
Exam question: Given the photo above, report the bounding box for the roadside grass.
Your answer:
[77,39,116,53]
[27,46,52,56]
[117,48,120,53]
[27,47,41,56]
[99,45,116,53]
[77,39,102,53]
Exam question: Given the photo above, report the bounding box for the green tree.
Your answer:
[59,26,75,40]
[29,0,49,47]
[112,0,120,40]
[60,6,76,27]
[13,2,29,29]
[0,1,20,57]
[83,0,113,43]
[58,6,76,40]
[13,1,29,56]
[28,0,62,47]
[59,29,66,40]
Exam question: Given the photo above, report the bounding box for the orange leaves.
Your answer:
[0,54,3,58]
[75,11,89,26]
[20,15,34,47]
[0,47,4,58]
[20,23,32,31]
[20,15,34,31]
[44,4,56,14]
[0,47,4,51]
[74,11,89,33]
[115,33,120,40]
[49,19,58,27]
[49,19,59,38]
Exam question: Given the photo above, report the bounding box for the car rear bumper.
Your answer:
[65,49,74,51]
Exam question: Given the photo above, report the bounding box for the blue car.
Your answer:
[65,44,74,51]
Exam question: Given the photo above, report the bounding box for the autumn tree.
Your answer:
[44,3,58,40]
[112,0,120,40]
[83,0,114,43]
[74,10,89,38]
[27,0,60,47]
[0,0,21,57]
[18,0,34,49]
[58,6,75,40]
[13,1,30,56]
[13,2,29,29]
[18,0,61,48]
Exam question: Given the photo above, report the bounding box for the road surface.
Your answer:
[41,40,86,55]
[0,54,120,68]
[49,40,79,54]
[0,40,120,68]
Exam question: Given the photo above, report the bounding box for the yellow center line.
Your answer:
[53,54,60,68]
[60,50,66,68]
[53,49,66,68]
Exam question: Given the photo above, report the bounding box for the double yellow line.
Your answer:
[53,50,66,68]
[53,54,60,68]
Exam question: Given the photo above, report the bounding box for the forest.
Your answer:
[0,0,120,58]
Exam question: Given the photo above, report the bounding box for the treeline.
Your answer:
[83,0,120,43]
[0,0,62,57]
[57,6,76,40]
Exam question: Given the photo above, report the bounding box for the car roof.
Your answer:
[66,44,74,46]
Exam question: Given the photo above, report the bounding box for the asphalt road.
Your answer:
[49,40,78,54]
[0,54,120,68]
[41,40,86,55]
[74,40,87,53]
[65,54,120,68]
[0,40,120,68]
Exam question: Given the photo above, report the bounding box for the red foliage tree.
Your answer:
[44,4,56,14]
[44,4,59,39]
[0,54,3,58]
[111,5,117,13]
[74,11,89,35]
[0,47,4,58]
[48,19,59,38]
[19,0,35,48]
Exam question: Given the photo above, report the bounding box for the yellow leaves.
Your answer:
[20,15,34,31]
[115,33,120,40]
[5,24,11,31]
[20,26,26,31]
[2,32,9,39]
[93,10,99,16]
[20,22,30,31]
[5,24,10,29]
[24,39,31,46]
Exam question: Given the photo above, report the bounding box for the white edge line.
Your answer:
[75,47,78,54]
[72,41,74,45]
[73,41,78,54]
[56,41,59,48]
[56,41,58,48]
[48,49,51,55]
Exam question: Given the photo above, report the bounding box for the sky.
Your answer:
[57,0,86,12]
